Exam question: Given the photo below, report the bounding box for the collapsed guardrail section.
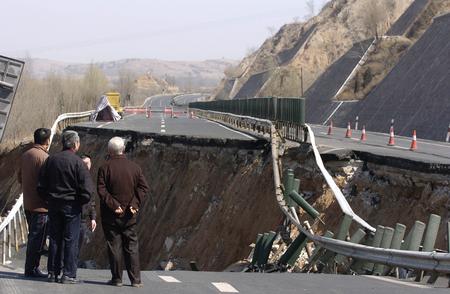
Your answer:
[192,108,450,283]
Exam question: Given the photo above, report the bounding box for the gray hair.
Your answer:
[62,131,80,150]
[108,137,125,155]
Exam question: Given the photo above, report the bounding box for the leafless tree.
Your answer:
[117,69,137,106]
[361,1,386,40]
[306,0,315,19]
[82,63,109,107]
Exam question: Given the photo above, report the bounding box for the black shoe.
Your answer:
[24,269,47,279]
[47,272,58,283]
[107,279,123,287]
[34,268,48,278]
[60,275,82,284]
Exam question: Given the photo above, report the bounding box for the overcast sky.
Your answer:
[3,0,327,63]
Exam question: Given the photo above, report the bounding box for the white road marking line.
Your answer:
[321,148,346,154]
[208,121,256,140]
[124,113,136,118]
[161,129,166,133]
[364,275,432,289]
[97,122,113,128]
[158,275,181,283]
[212,282,239,293]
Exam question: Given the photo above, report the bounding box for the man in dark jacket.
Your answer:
[38,130,94,284]
[97,137,149,288]
[18,128,51,278]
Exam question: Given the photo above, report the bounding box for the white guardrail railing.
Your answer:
[192,109,450,275]
[0,110,94,264]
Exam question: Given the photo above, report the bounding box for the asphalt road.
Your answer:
[143,94,177,108]
[76,113,257,141]
[1,267,447,294]
[310,124,450,165]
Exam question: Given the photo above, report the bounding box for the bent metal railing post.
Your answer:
[0,110,93,265]
[191,108,450,276]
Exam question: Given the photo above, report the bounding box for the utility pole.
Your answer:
[300,67,304,97]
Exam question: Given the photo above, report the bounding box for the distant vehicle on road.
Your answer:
[105,92,123,115]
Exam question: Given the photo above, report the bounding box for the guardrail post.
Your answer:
[335,228,366,266]
[18,209,26,245]
[405,221,426,251]
[283,170,295,207]
[416,214,441,282]
[383,223,406,276]
[373,227,394,275]
[423,214,441,252]
[363,225,385,273]
[257,233,269,270]
[251,233,264,269]
[398,220,425,279]
[13,214,18,252]
[278,232,308,268]
[318,214,353,272]
[2,229,5,265]
[307,231,334,272]
[7,224,11,259]
[289,191,320,219]
[336,214,353,241]
[260,231,277,270]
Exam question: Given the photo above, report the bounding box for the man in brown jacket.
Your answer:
[97,137,149,288]
[18,128,51,278]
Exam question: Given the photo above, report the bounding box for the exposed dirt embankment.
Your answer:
[63,129,281,271]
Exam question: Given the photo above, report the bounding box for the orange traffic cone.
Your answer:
[360,125,367,141]
[345,122,352,138]
[327,121,333,135]
[410,130,417,151]
[446,124,450,143]
[387,126,395,146]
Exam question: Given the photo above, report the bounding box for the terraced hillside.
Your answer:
[330,13,450,141]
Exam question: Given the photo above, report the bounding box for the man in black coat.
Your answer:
[97,137,149,288]
[38,130,94,284]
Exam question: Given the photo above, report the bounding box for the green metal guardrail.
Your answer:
[189,97,305,126]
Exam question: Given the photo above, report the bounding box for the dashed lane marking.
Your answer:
[161,129,166,133]
[158,275,181,283]
[212,282,239,293]
[208,121,256,140]
[97,122,113,128]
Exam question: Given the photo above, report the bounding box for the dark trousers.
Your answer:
[24,211,48,274]
[102,215,141,284]
[48,204,81,278]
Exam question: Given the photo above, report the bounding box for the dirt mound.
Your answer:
[132,73,179,105]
